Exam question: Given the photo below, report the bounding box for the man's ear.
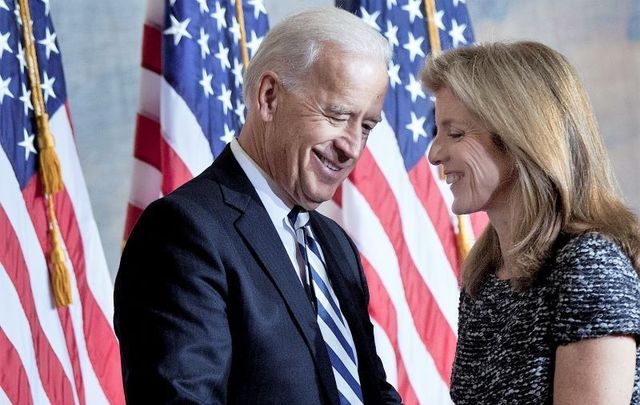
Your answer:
[256,71,280,122]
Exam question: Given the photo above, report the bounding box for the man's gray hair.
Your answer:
[243,7,392,107]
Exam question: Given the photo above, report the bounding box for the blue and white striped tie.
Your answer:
[288,207,364,405]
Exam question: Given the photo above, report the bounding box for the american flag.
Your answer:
[0,0,123,404]
[123,0,268,239]
[323,1,487,404]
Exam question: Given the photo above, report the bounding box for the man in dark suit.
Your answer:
[114,7,400,404]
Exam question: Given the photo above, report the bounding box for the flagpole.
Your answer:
[18,0,72,307]
[235,0,250,70]
[423,0,472,263]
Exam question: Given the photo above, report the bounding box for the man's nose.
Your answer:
[335,128,364,161]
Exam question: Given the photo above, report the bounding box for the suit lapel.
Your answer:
[212,146,340,405]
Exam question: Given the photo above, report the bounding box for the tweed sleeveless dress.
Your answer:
[450,233,640,404]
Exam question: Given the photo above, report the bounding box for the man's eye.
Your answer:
[329,116,348,123]
[362,124,373,136]
[450,132,464,139]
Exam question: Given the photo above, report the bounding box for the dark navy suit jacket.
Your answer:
[114,145,401,404]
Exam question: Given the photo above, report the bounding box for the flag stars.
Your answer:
[0,31,12,59]
[199,69,214,97]
[405,74,425,102]
[234,100,245,124]
[0,75,13,103]
[434,9,445,31]
[387,62,401,88]
[18,129,37,160]
[214,41,230,70]
[401,0,423,23]
[406,112,427,142]
[229,18,241,43]
[164,14,192,46]
[16,42,26,72]
[449,19,467,48]
[19,83,32,115]
[41,0,50,15]
[195,0,209,14]
[0,0,9,11]
[231,58,243,88]
[197,28,210,59]
[38,27,59,59]
[210,2,227,31]
[384,21,399,48]
[220,123,235,144]
[40,71,56,102]
[360,7,381,31]
[453,0,466,6]
[246,31,263,57]
[386,0,397,9]
[248,0,266,20]
[403,32,425,62]
[217,83,233,114]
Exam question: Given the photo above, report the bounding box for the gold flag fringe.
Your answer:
[423,0,471,262]
[18,0,72,307]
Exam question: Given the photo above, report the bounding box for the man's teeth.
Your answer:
[318,154,339,171]
[446,173,462,184]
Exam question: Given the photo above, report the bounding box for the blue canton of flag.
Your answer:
[163,0,268,157]
[0,0,65,189]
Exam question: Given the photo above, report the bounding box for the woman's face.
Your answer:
[428,87,515,217]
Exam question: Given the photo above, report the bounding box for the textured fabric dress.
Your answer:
[450,232,640,404]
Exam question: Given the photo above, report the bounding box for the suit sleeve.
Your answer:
[345,234,403,404]
[114,197,230,404]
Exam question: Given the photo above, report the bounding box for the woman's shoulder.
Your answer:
[547,232,640,344]
[552,232,634,278]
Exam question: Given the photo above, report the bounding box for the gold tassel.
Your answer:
[19,0,71,306]
[48,202,72,307]
[36,114,63,194]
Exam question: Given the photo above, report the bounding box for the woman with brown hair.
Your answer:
[423,41,640,404]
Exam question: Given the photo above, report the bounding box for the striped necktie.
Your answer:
[288,207,364,405]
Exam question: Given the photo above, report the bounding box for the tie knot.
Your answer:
[288,206,310,230]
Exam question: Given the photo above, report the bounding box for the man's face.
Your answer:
[264,48,388,210]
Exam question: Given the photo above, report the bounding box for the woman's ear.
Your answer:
[256,71,280,122]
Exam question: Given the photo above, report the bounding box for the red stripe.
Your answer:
[160,136,194,195]
[134,114,161,170]
[123,203,144,242]
[142,24,161,74]
[361,255,419,405]
[0,205,75,405]
[349,149,456,384]
[23,178,125,405]
[23,178,85,405]
[408,158,460,279]
[0,328,33,405]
